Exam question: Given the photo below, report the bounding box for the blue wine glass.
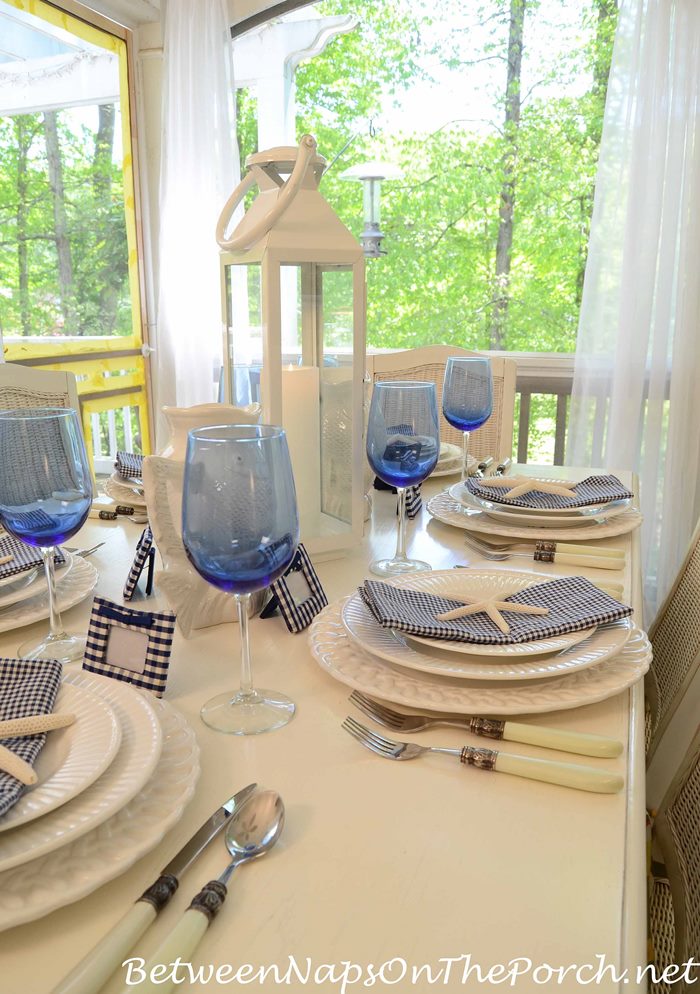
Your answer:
[442,357,494,484]
[0,408,93,663]
[182,424,299,734]
[366,381,439,576]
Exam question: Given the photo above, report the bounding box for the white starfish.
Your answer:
[477,475,577,500]
[436,595,549,634]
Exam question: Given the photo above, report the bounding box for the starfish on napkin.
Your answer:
[477,475,577,500]
[436,595,549,633]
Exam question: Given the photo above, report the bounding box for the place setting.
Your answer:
[428,469,644,543]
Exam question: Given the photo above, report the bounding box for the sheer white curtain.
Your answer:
[154,0,239,443]
[566,0,700,617]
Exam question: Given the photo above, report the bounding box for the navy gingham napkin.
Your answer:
[0,533,64,580]
[359,576,632,644]
[115,451,144,480]
[469,474,633,510]
[0,658,62,817]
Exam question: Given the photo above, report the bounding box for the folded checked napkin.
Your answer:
[0,658,62,816]
[359,576,632,644]
[469,473,633,510]
[0,533,64,580]
[115,451,144,480]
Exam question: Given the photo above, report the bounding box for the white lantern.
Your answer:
[216,135,366,557]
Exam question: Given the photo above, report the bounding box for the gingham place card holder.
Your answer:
[83,597,176,696]
[123,527,155,601]
[261,544,328,633]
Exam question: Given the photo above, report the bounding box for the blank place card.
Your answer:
[83,597,176,696]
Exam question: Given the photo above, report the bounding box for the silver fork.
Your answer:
[462,533,624,571]
[341,717,623,793]
[63,542,106,558]
[348,691,622,758]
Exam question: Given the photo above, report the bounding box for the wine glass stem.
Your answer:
[394,487,408,562]
[42,547,66,639]
[236,593,254,698]
[460,431,471,483]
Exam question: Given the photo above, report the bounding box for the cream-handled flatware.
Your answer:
[473,456,494,478]
[0,555,13,567]
[0,712,76,739]
[494,457,512,475]
[473,536,625,559]
[53,783,257,994]
[343,717,623,793]
[463,534,625,571]
[122,790,285,994]
[349,691,623,758]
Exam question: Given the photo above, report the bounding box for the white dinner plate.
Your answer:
[349,569,600,658]
[427,490,643,542]
[0,671,162,873]
[342,593,634,681]
[0,696,198,931]
[0,682,122,832]
[310,598,651,715]
[451,484,631,528]
[0,555,97,634]
[0,553,75,610]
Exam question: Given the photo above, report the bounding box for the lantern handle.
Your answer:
[216,135,318,252]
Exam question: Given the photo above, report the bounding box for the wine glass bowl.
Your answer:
[0,408,93,663]
[442,357,494,483]
[366,382,439,576]
[182,424,299,734]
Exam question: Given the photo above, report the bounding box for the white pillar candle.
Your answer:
[281,365,321,530]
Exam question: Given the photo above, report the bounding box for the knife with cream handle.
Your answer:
[0,712,76,739]
[52,783,257,994]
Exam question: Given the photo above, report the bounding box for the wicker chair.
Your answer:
[648,723,700,992]
[646,517,700,762]
[366,346,517,462]
[0,362,79,413]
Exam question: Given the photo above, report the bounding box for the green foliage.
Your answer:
[0,107,132,337]
[291,0,617,355]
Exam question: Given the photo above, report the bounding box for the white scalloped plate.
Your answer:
[0,681,122,832]
[0,672,162,872]
[374,569,602,657]
[427,490,643,542]
[103,474,147,509]
[310,598,650,715]
[342,594,633,681]
[0,555,97,633]
[0,552,75,610]
[0,696,198,931]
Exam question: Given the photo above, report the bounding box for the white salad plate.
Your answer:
[0,553,75,610]
[350,569,600,658]
[342,593,633,681]
[0,696,198,931]
[0,681,122,832]
[0,555,97,634]
[0,671,162,873]
[310,598,651,715]
[430,446,475,478]
[451,484,631,528]
[104,474,147,509]
[427,490,643,542]
[460,476,620,515]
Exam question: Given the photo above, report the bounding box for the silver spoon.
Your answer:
[126,791,285,994]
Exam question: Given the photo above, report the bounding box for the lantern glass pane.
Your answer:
[224,262,262,406]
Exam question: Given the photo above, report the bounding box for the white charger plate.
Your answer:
[0,681,121,832]
[427,490,643,542]
[374,569,600,657]
[0,671,162,872]
[103,474,147,509]
[430,449,475,478]
[0,696,198,931]
[0,553,75,610]
[310,598,651,715]
[0,555,97,634]
[342,594,633,681]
